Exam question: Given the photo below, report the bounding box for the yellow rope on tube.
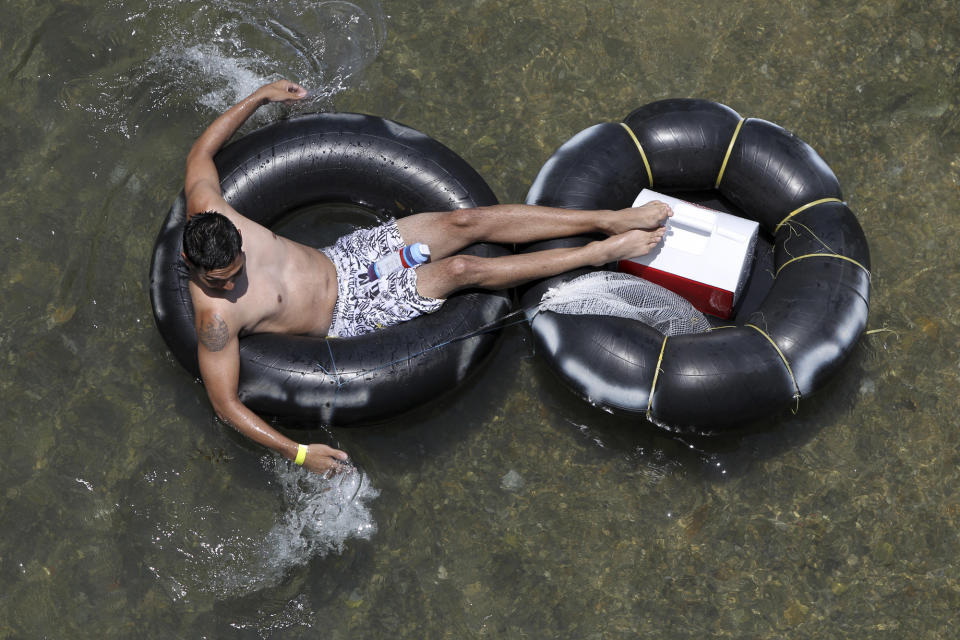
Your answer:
[715,117,746,188]
[645,334,669,419]
[619,123,653,187]
[775,253,869,277]
[745,323,801,401]
[774,198,843,233]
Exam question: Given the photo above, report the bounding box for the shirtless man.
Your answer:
[183,79,671,475]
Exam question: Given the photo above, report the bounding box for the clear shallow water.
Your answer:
[1,0,959,637]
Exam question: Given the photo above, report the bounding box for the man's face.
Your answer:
[197,252,245,291]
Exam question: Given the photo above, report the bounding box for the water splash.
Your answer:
[143,457,378,602]
[64,0,386,136]
[214,458,377,597]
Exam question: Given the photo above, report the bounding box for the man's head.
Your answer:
[182,211,245,290]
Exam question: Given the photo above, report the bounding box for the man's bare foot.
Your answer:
[595,227,667,264]
[605,201,673,234]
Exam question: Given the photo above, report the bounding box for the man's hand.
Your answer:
[255,79,309,105]
[302,443,350,476]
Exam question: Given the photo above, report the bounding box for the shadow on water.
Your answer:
[287,306,877,486]
[525,325,876,483]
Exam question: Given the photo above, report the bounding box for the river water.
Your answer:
[1,0,958,637]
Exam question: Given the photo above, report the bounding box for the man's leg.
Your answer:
[395,202,672,261]
[415,227,667,299]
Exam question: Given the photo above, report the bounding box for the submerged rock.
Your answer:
[500,469,524,492]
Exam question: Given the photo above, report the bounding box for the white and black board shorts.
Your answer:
[320,220,445,338]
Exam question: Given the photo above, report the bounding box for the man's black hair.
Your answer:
[182,211,243,270]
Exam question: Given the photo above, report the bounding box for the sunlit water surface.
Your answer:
[1,0,958,637]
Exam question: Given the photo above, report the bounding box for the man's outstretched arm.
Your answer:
[185,79,308,216]
[195,310,348,474]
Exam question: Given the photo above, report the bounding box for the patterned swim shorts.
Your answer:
[320,220,445,338]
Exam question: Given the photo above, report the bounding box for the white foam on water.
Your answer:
[144,458,378,602]
[67,0,386,136]
[207,458,378,597]
[150,43,272,113]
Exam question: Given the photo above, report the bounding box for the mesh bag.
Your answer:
[538,271,710,336]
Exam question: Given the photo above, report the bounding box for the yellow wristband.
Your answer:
[294,444,308,466]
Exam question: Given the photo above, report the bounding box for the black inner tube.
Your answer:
[150,113,512,426]
[522,99,870,430]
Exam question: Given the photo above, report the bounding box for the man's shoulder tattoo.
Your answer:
[199,314,230,352]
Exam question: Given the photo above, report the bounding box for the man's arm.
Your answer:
[185,79,308,217]
[195,309,348,474]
